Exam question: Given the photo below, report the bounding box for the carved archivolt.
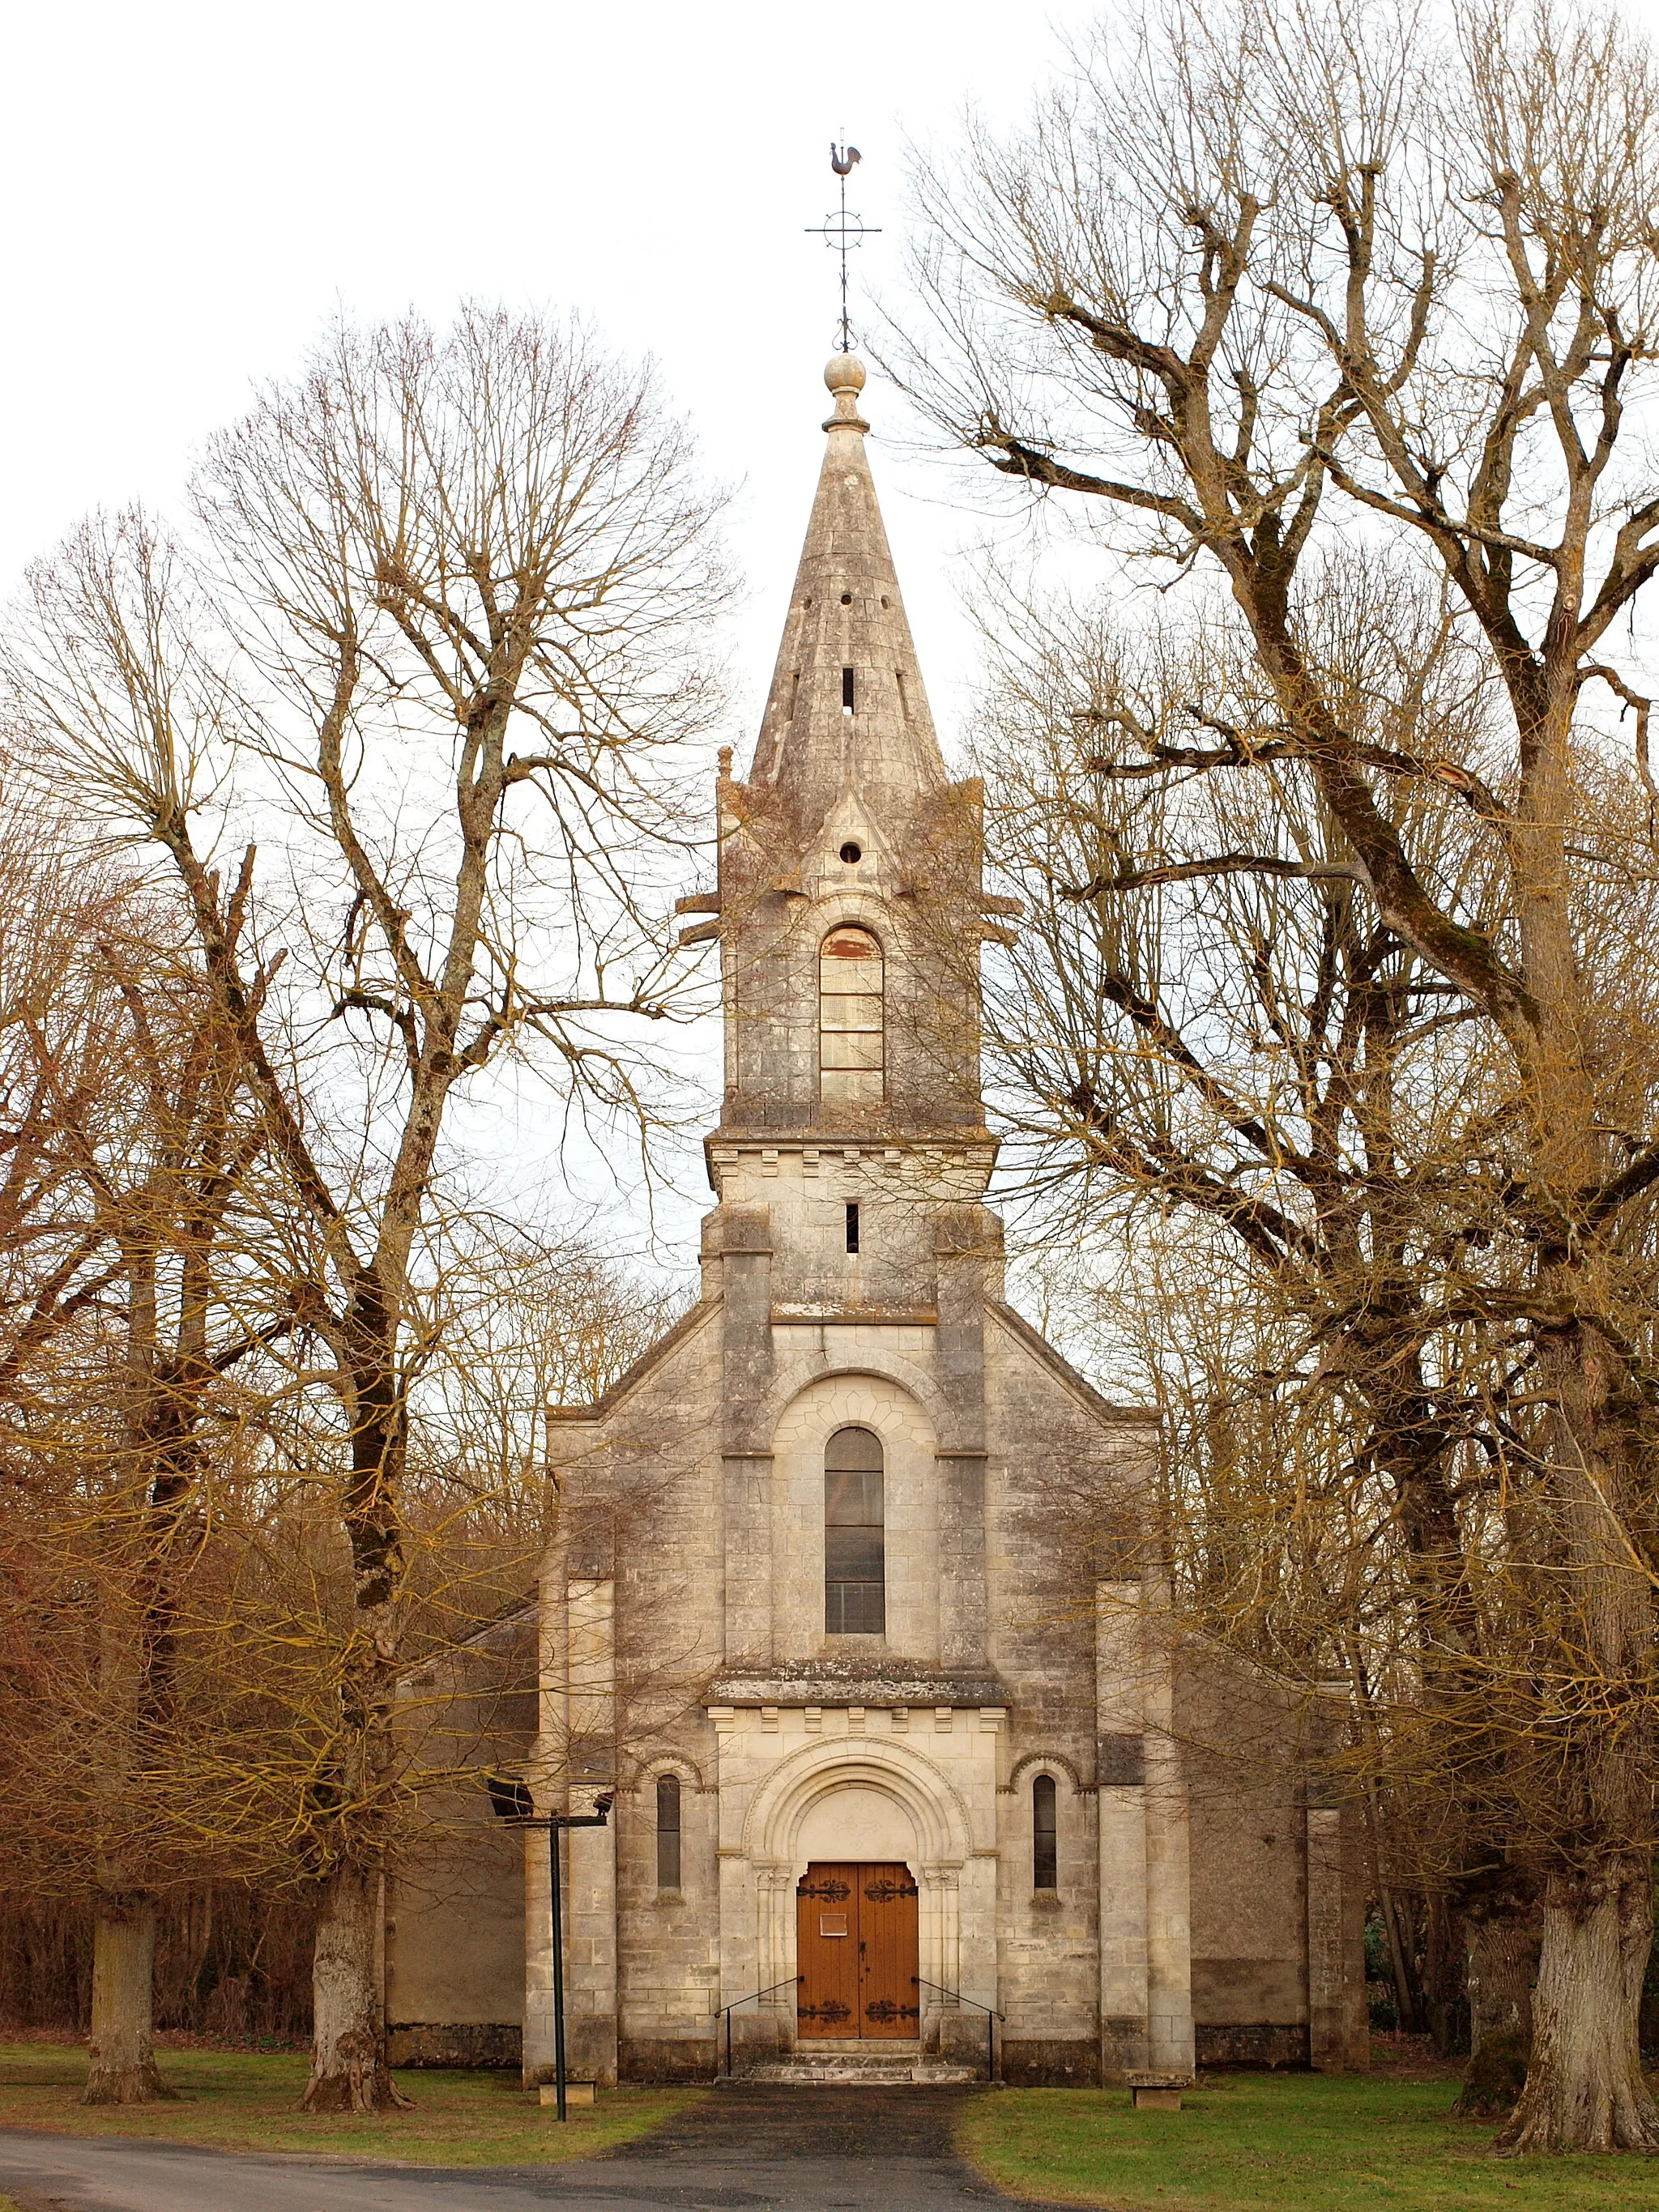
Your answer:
[761,1352,951,1445]
[740,1732,975,1868]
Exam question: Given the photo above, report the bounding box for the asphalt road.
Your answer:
[0,2084,1056,2211]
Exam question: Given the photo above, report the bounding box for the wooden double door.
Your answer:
[796,1862,919,2039]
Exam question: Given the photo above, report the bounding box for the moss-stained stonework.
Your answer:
[386,356,1369,2091]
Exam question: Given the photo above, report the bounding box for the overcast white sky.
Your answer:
[1,0,1109,755]
[13,0,1653,734]
[8,0,1657,1276]
[0,0,1119,1261]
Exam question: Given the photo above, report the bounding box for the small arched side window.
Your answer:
[655,1774,681,1890]
[820,927,884,1106]
[825,1426,885,1634]
[1033,1774,1058,1891]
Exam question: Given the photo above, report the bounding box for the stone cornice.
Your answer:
[708,1660,1011,1710]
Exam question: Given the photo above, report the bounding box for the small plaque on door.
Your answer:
[818,1912,849,1937]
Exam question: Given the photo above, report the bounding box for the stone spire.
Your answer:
[746,356,949,839]
[706,352,988,1148]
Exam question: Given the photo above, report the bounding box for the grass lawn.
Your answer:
[958,2072,1659,2211]
[0,2044,699,2166]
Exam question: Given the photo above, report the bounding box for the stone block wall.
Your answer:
[384,1611,536,2060]
[616,1752,723,2073]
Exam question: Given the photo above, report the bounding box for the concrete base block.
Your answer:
[1128,2068,1192,2110]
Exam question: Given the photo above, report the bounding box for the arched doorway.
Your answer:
[796,1863,919,2039]
[736,1737,984,2056]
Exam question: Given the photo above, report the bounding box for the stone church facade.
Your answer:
[385,354,1368,2086]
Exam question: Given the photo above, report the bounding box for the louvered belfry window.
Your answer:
[825,1426,885,1634]
[819,927,884,1106]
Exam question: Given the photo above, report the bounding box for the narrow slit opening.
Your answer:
[842,666,855,715]
[845,1202,860,1255]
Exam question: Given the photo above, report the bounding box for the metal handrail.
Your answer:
[716,1976,797,2077]
[915,1975,1004,2082]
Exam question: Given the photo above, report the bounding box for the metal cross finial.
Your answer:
[806,141,881,354]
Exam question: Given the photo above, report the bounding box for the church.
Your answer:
[384,352,1368,2088]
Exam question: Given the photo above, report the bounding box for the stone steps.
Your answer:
[727,2056,983,2087]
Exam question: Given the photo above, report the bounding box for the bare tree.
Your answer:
[965,570,1577,2072]
[6,307,730,2109]
[897,0,1659,2147]
[0,786,305,2103]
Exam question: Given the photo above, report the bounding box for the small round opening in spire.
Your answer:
[825,353,868,394]
[840,592,852,605]
[839,842,863,865]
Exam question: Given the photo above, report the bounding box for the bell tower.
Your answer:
[692,354,1000,1158]
[687,353,1010,1320]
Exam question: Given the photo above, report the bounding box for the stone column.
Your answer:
[522,1520,572,2086]
[565,1576,618,2086]
[1307,1801,1367,2069]
[934,1206,1000,1669]
[1095,1577,1150,2078]
[710,1204,774,1664]
[522,1823,557,2086]
[708,1707,779,2071]
[1141,1573,1194,2074]
[936,1452,987,1669]
[756,1865,797,2044]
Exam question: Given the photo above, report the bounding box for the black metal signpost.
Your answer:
[489,1780,613,2120]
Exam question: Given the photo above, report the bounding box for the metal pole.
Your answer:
[485,1788,608,2122]
[549,1817,567,2122]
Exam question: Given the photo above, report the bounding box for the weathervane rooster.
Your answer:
[808,143,879,353]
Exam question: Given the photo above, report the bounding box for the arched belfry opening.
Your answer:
[819,927,884,1106]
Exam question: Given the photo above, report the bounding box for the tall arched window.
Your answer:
[825,1426,885,1633]
[819,927,884,1106]
[1033,1774,1058,1890]
[655,1774,681,1890]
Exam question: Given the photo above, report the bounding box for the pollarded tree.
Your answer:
[7,308,731,2110]
[897,0,1659,2149]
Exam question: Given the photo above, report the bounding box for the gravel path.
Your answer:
[0,2084,1058,2210]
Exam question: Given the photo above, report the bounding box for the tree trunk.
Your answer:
[83,1892,177,2104]
[300,1857,410,2112]
[1455,1899,1537,2116]
[1422,1891,1460,2057]
[1467,1907,1537,2053]
[1496,1864,1659,2153]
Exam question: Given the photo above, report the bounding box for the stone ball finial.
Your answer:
[825,353,868,394]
